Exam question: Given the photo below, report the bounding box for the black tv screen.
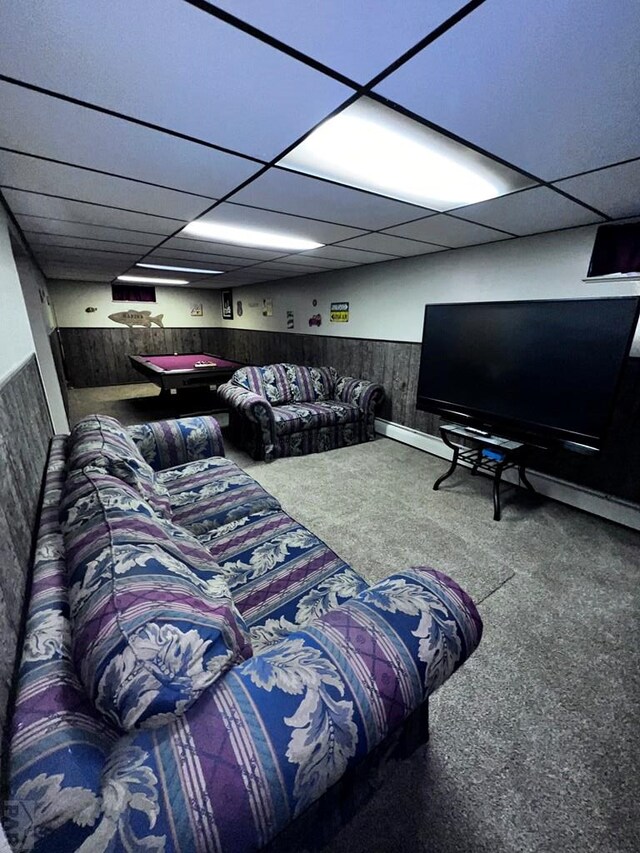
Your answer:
[416,297,640,451]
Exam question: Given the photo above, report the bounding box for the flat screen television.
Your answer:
[416,297,640,452]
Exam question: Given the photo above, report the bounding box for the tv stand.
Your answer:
[433,424,536,520]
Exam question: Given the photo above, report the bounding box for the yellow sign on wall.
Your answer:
[330,302,349,322]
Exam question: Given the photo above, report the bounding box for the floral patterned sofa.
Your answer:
[5,414,482,853]
[218,363,384,460]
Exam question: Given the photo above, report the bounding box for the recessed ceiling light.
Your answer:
[279,97,533,211]
[117,274,189,285]
[136,263,224,274]
[181,221,324,251]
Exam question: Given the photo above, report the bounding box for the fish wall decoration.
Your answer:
[108,310,164,328]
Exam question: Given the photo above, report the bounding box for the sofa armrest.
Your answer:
[112,567,481,852]
[218,382,274,422]
[127,415,225,471]
[334,375,385,412]
[218,382,277,457]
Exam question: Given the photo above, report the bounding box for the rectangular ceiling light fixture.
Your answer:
[136,263,224,274]
[279,97,533,211]
[117,274,189,285]
[181,221,324,252]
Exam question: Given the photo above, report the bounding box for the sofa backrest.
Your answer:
[68,414,171,517]
[232,363,337,404]
[60,464,251,731]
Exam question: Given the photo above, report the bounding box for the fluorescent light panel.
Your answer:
[117,274,189,285]
[181,221,324,251]
[279,97,533,211]
[136,263,224,274]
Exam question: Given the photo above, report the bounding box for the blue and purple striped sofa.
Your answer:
[6,413,482,852]
[218,363,384,461]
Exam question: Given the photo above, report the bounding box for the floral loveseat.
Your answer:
[5,414,482,853]
[218,363,384,460]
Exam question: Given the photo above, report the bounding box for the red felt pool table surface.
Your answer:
[141,353,241,372]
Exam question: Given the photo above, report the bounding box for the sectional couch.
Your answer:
[5,414,482,852]
[218,363,384,460]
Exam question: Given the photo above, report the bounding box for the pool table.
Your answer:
[129,352,244,395]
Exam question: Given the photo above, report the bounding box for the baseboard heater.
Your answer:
[374,418,640,532]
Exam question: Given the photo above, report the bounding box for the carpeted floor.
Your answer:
[68,384,640,853]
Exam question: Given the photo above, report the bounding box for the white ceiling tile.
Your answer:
[0,81,263,198]
[334,232,445,256]
[212,1,469,83]
[140,253,239,273]
[375,0,640,180]
[0,0,633,282]
[16,217,167,244]
[147,248,253,267]
[298,246,393,264]
[0,151,214,220]
[270,254,354,269]
[229,168,431,229]
[252,261,328,274]
[553,161,640,220]
[33,245,140,263]
[5,190,182,234]
[40,258,126,271]
[452,187,604,235]
[384,215,512,248]
[42,269,116,282]
[194,202,366,245]
[248,266,306,279]
[0,0,351,160]
[25,232,154,254]
[162,237,285,261]
[35,258,132,274]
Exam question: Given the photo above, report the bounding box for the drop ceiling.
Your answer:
[0,0,637,289]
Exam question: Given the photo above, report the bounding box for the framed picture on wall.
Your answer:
[221,289,233,320]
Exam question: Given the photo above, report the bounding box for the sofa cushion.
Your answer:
[286,365,337,402]
[232,364,338,406]
[68,414,172,518]
[271,401,362,435]
[199,508,369,651]
[158,456,281,536]
[233,364,294,405]
[61,465,251,731]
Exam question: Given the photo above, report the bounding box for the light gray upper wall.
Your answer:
[48,225,640,352]
[219,225,640,345]
[12,247,69,433]
[0,206,35,381]
[49,280,224,329]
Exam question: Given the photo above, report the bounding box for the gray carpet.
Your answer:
[69,385,640,853]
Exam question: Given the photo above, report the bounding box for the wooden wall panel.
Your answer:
[59,327,217,387]
[0,356,52,756]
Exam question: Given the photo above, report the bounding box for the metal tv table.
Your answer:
[433,423,536,521]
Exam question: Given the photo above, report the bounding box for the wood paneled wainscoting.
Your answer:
[58,326,640,504]
[58,325,442,434]
[0,355,53,758]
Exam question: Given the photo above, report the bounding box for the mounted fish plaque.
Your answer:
[108,310,164,328]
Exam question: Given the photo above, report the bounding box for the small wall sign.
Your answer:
[286,310,294,329]
[262,298,273,317]
[190,303,203,317]
[330,302,349,323]
[221,289,233,320]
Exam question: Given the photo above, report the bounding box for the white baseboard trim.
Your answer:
[375,418,640,531]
